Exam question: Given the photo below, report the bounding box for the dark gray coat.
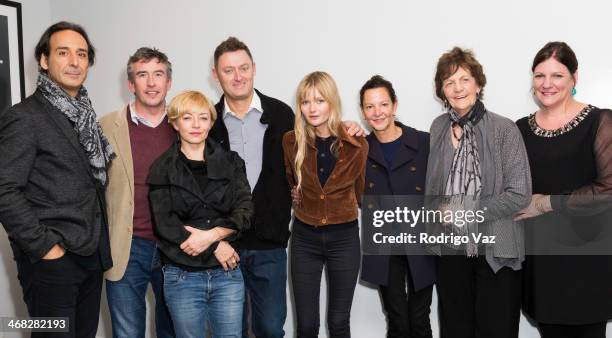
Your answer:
[0,90,107,263]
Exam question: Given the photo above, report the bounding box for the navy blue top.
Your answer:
[379,137,402,166]
[315,136,337,187]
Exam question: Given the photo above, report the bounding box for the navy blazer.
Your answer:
[360,121,436,291]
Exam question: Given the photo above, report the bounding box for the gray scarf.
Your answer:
[37,72,115,186]
[444,100,485,256]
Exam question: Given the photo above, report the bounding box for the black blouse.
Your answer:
[517,106,612,324]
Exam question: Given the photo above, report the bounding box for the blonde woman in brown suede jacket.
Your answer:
[282,71,367,338]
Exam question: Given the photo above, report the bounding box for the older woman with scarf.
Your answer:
[425,47,531,338]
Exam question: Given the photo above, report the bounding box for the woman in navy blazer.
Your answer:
[359,75,436,338]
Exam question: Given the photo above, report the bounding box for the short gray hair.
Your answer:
[126,47,172,82]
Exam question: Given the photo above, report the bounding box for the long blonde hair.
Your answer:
[293,71,343,191]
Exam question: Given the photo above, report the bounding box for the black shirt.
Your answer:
[316,136,337,187]
[179,151,208,194]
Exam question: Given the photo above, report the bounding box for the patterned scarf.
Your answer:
[444,99,485,256]
[37,71,115,186]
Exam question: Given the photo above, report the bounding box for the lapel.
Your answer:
[200,138,232,200]
[255,89,272,126]
[304,133,321,190]
[308,127,363,192]
[367,122,419,171]
[367,133,388,169]
[390,123,419,171]
[112,106,134,198]
[36,91,94,180]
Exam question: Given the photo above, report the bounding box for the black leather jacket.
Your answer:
[148,138,253,268]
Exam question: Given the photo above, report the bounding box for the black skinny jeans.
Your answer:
[291,219,361,338]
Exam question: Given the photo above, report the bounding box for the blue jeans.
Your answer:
[106,237,174,338]
[240,248,287,338]
[163,265,244,338]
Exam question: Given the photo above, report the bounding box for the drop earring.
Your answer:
[571,87,577,96]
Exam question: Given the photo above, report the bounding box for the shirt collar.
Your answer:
[223,91,263,119]
[129,103,167,127]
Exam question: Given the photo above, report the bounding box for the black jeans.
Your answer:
[539,322,607,338]
[291,219,360,338]
[379,255,433,338]
[16,254,103,338]
[436,255,521,338]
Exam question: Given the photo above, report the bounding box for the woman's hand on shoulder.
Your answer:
[343,120,366,137]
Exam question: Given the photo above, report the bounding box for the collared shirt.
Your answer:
[129,103,167,128]
[223,92,267,191]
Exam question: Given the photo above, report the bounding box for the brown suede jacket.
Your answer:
[282,128,368,227]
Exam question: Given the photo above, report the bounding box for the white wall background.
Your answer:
[1,0,611,337]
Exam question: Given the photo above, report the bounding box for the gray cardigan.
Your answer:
[425,110,532,272]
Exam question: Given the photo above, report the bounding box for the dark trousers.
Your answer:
[291,220,360,338]
[539,322,607,338]
[436,255,521,338]
[16,254,103,338]
[379,255,433,338]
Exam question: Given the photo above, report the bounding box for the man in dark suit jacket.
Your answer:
[0,21,114,338]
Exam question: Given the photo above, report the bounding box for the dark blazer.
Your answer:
[0,90,107,263]
[209,89,294,247]
[148,139,253,268]
[360,122,437,291]
[282,128,368,226]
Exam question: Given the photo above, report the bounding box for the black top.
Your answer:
[315,136,337,187]
[517,105,612,324]
[379,137,402,166]
[179,151,208,194]
[210,89,295,249]
[164,151,211,272]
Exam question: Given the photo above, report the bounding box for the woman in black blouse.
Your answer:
[516,42,612,338]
